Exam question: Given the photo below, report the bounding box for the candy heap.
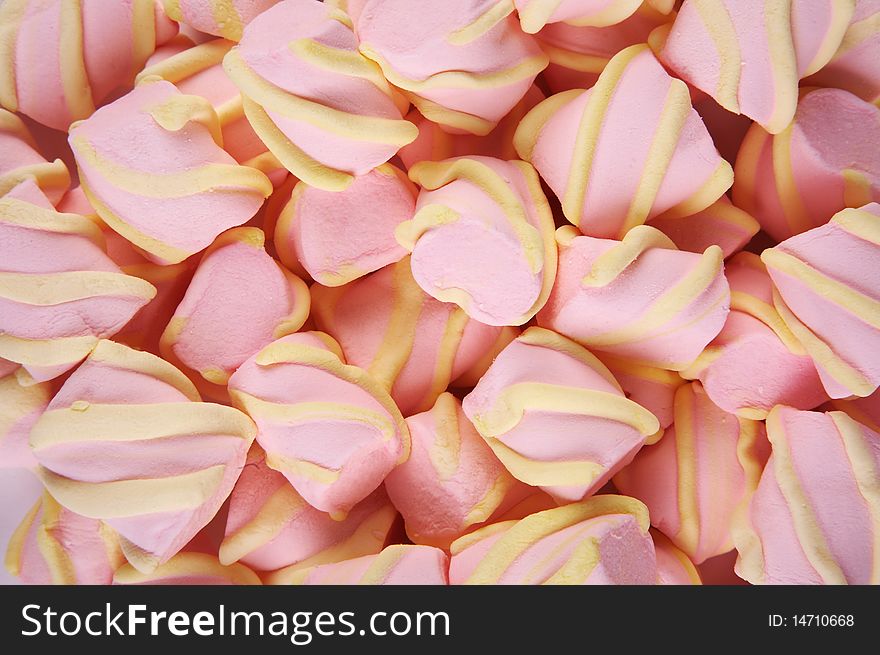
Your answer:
[2,0,879,586]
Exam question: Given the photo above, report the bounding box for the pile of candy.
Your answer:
[1,0,879,586]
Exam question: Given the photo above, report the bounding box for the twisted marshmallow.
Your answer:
[537,225,729,371]
[396,156,557,326]
[162,0,279,41]
[353,0,548,136]
[29,339,256,572]
[0,0,178,130]
[614,382,769,564]
[658,0,855,133]
[762,203,880,398]
[70,78,272,265]
[733,87,880,241]
[449,495,656,584]
[462,327,659,503]
[0,180,156,383]
[515,45,732,239]
[734,406,880,584]
[223,0,416,191]
[228,332,410,519]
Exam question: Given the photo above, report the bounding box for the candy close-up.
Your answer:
[2,0,879,590]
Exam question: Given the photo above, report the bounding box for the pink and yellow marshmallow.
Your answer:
[351,0,548,136]
[0,110,70,203]
[269,544,449,585]
[804,0,880,105]
[462,327,660,503]
[160,227,310,397]
[449,495,657,584]
[537,225,730,371]
[682,252,828,419]
[219,446,398,574]
[761,203,880,399]
[162,0,279,41]
[657,0,855,134]
[28,339,256,572]
[515,45,733,239]
[384,393,530,549]
[227,332,410,520]
[69,77,273,265]
[0,0,179,130]
[734,406,880,584]
[5,491,124,585]
[0,180,156,384]
[395,156,557,327]
[310,258,506,416]
[614,382,769,564]
[733,87,880,242]
[274,164,414,286]
[222,0,417,191]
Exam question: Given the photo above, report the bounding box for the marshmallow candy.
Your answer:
[69,78,273,265]
[5,492,124,584]
[0,180,156,383]
[115,552,261,584]
[396,156,557,326]
[162,0,280,41]
[384,393,529,549]
[353,0,548,136]
[311,258,505,416]
[219,446,398,574]
[515,44,732,239]
[683,252,828,419]
[160,227,310,396]
[228,332,410,519]
[0,109,70,202]
[462,327,659,503]
[275,164,414,286]
[614,382,769,564]
[658,0,855,133]
[29,339,256,572]
[804,0,880,105]
[223,0,417,191]
[762,203,880,398]
[733,87,880,241]
[0,0,178,130]
[449,495,657,584]
[734,406,880,584]
[269,544,449,585]
[538,225,730,371]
